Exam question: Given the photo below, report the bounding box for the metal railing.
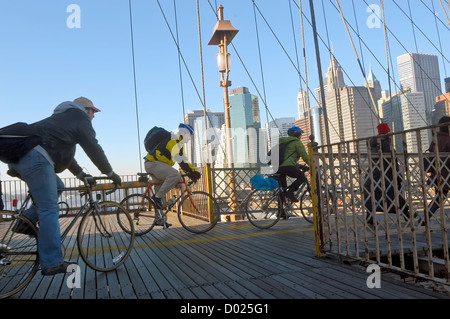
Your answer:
[310,124,449,284]
[2,128,448,284]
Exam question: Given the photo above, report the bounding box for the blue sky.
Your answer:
[1,0,449,179]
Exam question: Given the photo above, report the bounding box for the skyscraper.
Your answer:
[397,53,442,125]
[321,58,380,151]
[382,91,428,152]
[184,109,225,167]
[228,86,261,167]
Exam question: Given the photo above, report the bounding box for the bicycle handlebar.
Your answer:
[82,176,119,195]
[298,164,309,172]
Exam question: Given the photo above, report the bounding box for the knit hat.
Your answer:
[74,97,101,112]
[377,122,390,135]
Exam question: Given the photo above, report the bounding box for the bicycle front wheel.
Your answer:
[178,191,220,234]
[120,194,156,236]
[299,188,314,223]
[0,211,39,299]
[58,201,69,217]
[298,187,333,224]
[245,190,281,229]
[77,201,135,272]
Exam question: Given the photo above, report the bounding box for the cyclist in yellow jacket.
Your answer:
[144,123,201,216]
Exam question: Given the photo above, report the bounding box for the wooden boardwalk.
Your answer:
[8,216,449,302]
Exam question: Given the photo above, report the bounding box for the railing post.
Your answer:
[308,136,322,257]
[205,164,215,223]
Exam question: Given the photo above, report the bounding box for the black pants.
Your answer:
[276,166,307,193]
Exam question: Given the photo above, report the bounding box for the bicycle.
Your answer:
[120,173,220,235]
[0,177,135,299]
[244,166,332,228]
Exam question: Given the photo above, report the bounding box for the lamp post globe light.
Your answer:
[208,5,239,213]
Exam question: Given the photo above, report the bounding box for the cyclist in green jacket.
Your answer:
[276,126,309,202]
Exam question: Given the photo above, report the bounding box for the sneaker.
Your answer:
[12,217,37,236]
[155,221,172,228]
[152,195,164,210]
[41,261,77,276]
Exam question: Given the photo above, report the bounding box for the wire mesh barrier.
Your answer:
[311,125,449,284]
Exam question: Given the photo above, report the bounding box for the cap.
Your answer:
[179,123,194,135]
[287,126,303,133]
[287,126,303,138]
[74,97,101,113]
[377,122,390,135]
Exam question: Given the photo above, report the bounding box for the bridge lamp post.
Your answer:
[208,5,239,213]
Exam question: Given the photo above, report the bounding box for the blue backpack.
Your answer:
[250,175,279,190]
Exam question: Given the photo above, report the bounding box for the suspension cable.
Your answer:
[299,0,313,136]
[173,0,186,119]
[431,0,448,77]
[252,1,270,128]
[334,0,380,123]
[439,0,450,24]
[361,0,450,107]
[128,0,143,172]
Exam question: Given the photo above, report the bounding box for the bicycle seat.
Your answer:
[137,172,150,183]
[137,172,150,177]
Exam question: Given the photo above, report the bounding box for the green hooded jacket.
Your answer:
[279,136,309,167]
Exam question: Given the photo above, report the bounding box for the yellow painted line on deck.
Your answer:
[134,226,314,250]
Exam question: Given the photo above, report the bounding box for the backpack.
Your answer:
[0,122,42,164]
[250,174,279,190]
[267,140,295,166]
[144,126,172,157]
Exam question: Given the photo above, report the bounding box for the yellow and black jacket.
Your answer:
[145,134,195,173]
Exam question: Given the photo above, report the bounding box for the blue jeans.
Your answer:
[9,149,64,269]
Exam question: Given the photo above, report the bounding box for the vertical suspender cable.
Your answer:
[173,0,186,119]
[299,0,313,140]
[128,0,143,172]
[196,0,209,165]
[380,0,395,131]
[309,0,331,145]
[432,0,448,77]
[252,2,269,129]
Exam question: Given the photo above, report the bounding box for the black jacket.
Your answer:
[31,102,113,175]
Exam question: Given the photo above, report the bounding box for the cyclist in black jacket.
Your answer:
[9,97,121,276]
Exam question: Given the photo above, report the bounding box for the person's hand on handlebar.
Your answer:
[187,170,201,183]
[109,172,122,187]
[297,164,309,172]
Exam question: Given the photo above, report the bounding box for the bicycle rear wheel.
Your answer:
[245,190,281,229]
[0,211,39,299]
[77,201,134,272]
[178,191,220,234]
[120,194,156,236]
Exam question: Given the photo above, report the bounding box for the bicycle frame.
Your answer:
[10,184,107,243]
[136,175,194,212]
